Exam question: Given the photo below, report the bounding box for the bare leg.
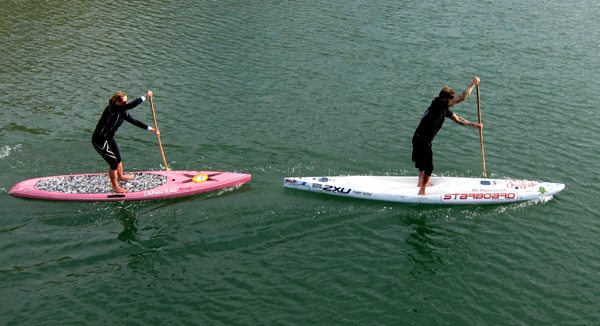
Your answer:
[418,174,431,196]
[417,171,432,187]
[117,162,134,181]
[109,168,127,193]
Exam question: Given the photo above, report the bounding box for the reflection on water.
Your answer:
[404,217,444,277]
[117,209,139,243]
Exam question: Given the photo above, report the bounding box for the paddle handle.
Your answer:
[149,96,170,171]
[476,84,487,177]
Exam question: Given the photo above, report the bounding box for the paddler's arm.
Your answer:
[451,113,482,129]
[114,90,153,112]
[449,76,480,107]
[111,96,144,113]
[123,112,160,136]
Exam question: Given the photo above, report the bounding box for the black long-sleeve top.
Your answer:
[92,96,149,141]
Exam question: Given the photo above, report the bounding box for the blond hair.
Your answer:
[109,91,127,104]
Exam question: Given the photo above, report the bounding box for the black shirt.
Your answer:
[92,97,148,141]
[413,97,454,142]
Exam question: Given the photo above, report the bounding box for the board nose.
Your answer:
[542,182,565,195]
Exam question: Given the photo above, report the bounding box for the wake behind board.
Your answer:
[10,170,251,202]
[283,176,565,205]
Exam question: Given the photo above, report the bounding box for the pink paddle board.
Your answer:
[9,170,251,202]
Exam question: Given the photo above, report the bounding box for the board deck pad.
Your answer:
[34,173,167,194]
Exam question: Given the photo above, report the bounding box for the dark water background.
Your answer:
[1,0,599,324]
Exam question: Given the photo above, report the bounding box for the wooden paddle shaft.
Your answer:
[149,96,170,171]
[476,84,487,177]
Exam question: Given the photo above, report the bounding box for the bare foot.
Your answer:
[119,174,134,181]
[113,186,127,193]
[416,182,433,187]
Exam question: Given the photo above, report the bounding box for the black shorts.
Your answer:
[412,135,433,176]
[92,137,121,170]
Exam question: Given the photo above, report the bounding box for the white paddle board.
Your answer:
[283,176,565,204]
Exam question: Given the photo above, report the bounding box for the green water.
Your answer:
[1,0,599,324]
